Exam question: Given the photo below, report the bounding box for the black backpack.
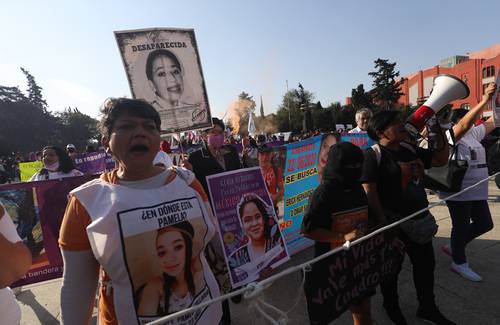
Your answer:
[487,138,500,175]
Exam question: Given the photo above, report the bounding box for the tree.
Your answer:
[351,84,373,110]
[20,67,48,113]
[0,69,98,156]
[368,58,405,110]
[55,107,99,149]
[275,84,315,132]
[0,86,27,103]
[238,91,254,102]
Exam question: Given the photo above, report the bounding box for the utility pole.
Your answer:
[286,80,291,131]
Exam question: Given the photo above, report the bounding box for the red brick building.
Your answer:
[398,44,500,115]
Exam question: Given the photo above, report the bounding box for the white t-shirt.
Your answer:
[152,151,173,168]
[438,124,488,201]
[29,168,83,181]
[348,126,367,133]
[0,204,23,325]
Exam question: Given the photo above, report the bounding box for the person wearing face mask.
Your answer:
[186,118,241,193]
[185,117,242,324]
[302,142,373,325]
[29,146,83,181]
[361,111,453,325]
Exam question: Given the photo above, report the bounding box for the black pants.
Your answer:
[446,200,494,264]
[381,234,435,309]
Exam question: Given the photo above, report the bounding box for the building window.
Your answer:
[483,65,495,78]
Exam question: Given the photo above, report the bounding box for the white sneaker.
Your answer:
[451,262,482,282]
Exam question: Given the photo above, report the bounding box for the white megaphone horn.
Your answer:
[406,74,469,136]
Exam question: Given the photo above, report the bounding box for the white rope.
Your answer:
[148,172,499,324]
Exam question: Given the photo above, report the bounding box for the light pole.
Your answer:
[286,80,291,131]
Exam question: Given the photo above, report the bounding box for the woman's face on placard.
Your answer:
[156,230,187,277]
[241,201,265,242]
[318,135,337,172]
[150,54,184,105]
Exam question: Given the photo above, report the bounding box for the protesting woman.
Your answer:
[30,146,83,181]
[302,142,372,325]
[438,83,497,281]
[59,98,221,325]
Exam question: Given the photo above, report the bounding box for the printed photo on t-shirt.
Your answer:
[0,188,49,269]
[117,196,214,324]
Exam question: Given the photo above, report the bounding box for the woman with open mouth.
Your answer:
[58,98,222,325]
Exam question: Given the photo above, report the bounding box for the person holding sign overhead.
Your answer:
[58,98,221,325]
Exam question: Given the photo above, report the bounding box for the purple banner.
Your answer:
[74,151,107,174]
[206,167,290,288]
[0,175,96,287]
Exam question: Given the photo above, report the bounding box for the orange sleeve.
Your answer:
[59,195,92,251]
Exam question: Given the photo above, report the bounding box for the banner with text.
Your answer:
[304,232,404,324]
[281,136,321,254]
[340,133,375,150]
[74,151,107,174]
[19,161,43,182]
[0,175,95,287]
[207,167,289,288]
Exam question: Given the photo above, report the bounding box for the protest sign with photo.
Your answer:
[19,161,43,182]
[115,28,212,134]
[0,175,95,287]
[206,167,289,288]
[304,232,404,324]
[280,136,323,254]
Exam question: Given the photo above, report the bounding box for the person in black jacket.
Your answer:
[184,117,242,324]
[186,118,241,193]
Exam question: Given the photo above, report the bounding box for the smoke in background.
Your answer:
[227,98,254,135]
[226,98,277,135]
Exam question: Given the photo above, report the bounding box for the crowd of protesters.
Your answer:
[1,82,500,325]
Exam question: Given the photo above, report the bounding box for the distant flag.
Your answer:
[248,111,256,136]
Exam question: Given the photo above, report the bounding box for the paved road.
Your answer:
[17,182,500,324]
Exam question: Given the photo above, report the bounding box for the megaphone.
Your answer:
[406,74,469,136]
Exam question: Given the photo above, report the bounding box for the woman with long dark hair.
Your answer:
[228,193,284,283]
[137,222,200,315]
[30,146,82,181]
[237,194,281,260]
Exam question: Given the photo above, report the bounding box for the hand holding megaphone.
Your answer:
[405,74,470,137]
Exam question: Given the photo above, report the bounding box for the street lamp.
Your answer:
[286,80,291,131]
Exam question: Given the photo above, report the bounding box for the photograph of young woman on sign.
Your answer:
[136,221,206,316]
[228,194,286,284]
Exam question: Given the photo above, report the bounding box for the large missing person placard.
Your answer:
[115,28,212,134]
